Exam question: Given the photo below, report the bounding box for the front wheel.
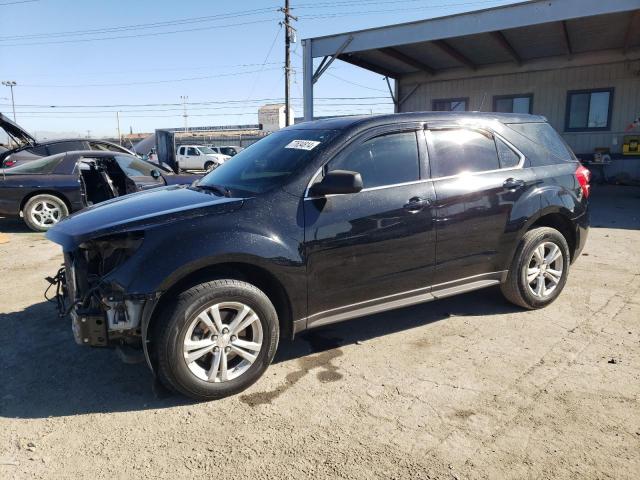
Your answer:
[501,227,570,309]
[155,279,279,400]
[204,161,215,171]
[23,194,69,232]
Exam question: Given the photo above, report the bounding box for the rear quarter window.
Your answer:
[507,122,574,162]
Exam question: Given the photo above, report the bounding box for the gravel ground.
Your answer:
[1,185,639,479]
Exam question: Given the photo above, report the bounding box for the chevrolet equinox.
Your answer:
[46,112,590,400]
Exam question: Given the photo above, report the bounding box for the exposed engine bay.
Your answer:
[47,231,153,350]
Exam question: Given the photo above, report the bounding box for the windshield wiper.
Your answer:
[195,184,230,197]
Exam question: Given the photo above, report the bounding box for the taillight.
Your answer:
[575,165,591,199]
[3,159,16,168]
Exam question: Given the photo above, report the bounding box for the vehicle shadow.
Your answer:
[0,216,32,234]
[0,287,519,418]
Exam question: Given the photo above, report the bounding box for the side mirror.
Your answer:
[310,170,363,196]
[150,169,161,179]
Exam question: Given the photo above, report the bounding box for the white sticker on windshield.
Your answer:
[285,139,321,151]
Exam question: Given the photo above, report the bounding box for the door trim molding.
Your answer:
[303,271,506,330]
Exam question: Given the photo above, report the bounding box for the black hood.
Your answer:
[0,113,36,146]
[46,185,243,251]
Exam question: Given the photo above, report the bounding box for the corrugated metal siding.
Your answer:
[398,60,640,155]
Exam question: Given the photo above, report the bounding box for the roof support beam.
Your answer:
[337,53,398,78]
[490,31,522,66]
[561,20,572,58]
[385,76,397,106]
[379,47,436,75]
[398,84,420,108]
[432,40,476,70]
[312,36,353,84]
[623,10,639,53]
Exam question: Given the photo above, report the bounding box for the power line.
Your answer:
[0,96,390,109]
[299,0,508,19]
[0,18,278,47]
[0,0,38,5]
[19,66,283,88]
[245,25,283,102]
[293,0,505,8]
[0,7,277,41]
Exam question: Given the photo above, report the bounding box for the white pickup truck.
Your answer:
[176,145,230,171]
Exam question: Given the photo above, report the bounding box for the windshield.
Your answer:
[198,146,216,154]
[4,153,66,174]
[198,128,338,194]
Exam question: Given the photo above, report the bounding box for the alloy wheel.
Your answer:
[30,200,62,228]
[526,241,564,299]
[182,302,263,383]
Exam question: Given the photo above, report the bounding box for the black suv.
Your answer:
[47,112,590,400]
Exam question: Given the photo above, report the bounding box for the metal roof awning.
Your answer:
[301,0,640,120]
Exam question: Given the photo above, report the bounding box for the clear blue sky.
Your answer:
[0,0,519,138]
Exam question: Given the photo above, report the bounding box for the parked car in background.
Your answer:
[1,113,134,168]
[208,145,243,157]
[176,145,230,171]
[46,112,590,400]
[0,151,200,231]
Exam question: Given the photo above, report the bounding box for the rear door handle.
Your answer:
[503,178,525,190]
[403,197,431,212]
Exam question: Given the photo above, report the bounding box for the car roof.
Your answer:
[288,111,547,131]
[40,138,120,146]
[65,150,133,158]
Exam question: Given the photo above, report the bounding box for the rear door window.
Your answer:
[495,138,521,168]
[427,129,499,178]
[328,131,420,189]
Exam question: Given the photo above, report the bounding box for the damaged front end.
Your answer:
[48,231,153,349]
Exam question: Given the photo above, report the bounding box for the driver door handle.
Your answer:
[403,197,431,212]
[503,178,525,190]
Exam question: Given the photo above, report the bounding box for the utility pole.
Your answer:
[116,111,122,145]
[180,95,189,133]
[280,1,297,127]
[2,81,17,122]
[86,130,91,139]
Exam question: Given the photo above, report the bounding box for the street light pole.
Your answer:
[180,95,189,133]
[116,111,122,145]
[2,81,17,121]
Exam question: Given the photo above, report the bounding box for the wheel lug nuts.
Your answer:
[212,335,218,340]
[213,346,220,352]
[222,328,229,334]
[225,347,231,353]
[230,335,236,341]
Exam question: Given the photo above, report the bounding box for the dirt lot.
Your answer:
[0,185,639,479]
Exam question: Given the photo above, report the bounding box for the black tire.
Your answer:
[204,161,214,171]
[155,279,279,400]
[22,194,69,232]
[501,227,570,309]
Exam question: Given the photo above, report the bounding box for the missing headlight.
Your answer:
[80,231,144,277]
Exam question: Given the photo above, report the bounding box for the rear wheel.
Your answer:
[501,227,570,309]
[204,161,215,171]
[155,279,279,400]
[23,194,69,232]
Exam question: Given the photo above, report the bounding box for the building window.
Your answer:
[432,98,468,112]
[565,88,613,131]
[493,94,533,114]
